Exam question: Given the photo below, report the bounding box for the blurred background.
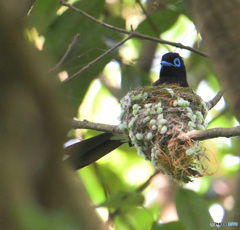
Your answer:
[24,0,240,229]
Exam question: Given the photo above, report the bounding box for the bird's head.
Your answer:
[155,52,188,87]
[161,52,184,68]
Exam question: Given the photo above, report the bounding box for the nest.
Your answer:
[119,84,210,183]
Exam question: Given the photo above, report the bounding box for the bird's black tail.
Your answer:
[64,133,127,170]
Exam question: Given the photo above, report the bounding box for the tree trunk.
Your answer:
[188,0,240,120]
[0,1,107,229]
[187,0,240,227]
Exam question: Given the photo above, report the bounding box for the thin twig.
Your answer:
[59,0,208,58]
[178,126,240,141]
[48,33,80,73]
[206,88,224,110]
[59,35,133,85]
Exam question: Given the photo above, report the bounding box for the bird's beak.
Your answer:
[160,61,174,67]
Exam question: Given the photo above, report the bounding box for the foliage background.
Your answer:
[5,0,239,229]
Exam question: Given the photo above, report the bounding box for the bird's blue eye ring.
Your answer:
[174,58,181,67]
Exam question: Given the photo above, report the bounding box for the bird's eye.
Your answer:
[174,58,181,67]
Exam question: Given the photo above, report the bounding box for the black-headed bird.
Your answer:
[64,52,189,170]
[153,52,188,87]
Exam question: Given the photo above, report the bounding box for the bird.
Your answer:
[64,52,189,170]
[153,52,188,87]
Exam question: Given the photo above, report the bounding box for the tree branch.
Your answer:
[59,0,208,58]
[70,119,240,141]
[206,88,224,110]
[70,119,123,134]
[178,126,240,141]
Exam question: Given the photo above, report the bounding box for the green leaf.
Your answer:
[151,221,186,230]
[78,166,107,205]
[95,164,130,192]
[39,0,125,116]
[28,0,60,34]
[114,207,154,230]
[121,64,152,98]
[98,191,144,209]
[175,188,212,230]
[121,65,143,96]
[136,9,179,37]
[162,0,191,19]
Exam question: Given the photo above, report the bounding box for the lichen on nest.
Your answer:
[119,83,210,183]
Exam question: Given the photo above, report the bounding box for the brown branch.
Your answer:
[206,88,224,110]
[59,0,208,58]
[70,119,123,134]
[178,126,240,141]
[48,33,80,73]
[70,119,240,141]
[59,34,133,85]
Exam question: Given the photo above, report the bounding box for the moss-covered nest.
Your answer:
[119,84,210,183]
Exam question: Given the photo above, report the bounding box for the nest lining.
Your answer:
[119,84,209,183]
